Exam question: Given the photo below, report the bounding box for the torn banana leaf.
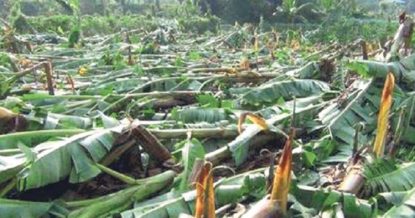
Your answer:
[0,198,68,218]
[235,79,330,107]
[293,185,376,218]
[382,187,415,218]
[171,108,230,123]
[362,159,415,197]
[67,170,176,218]
[0,129,85,149]
[0,124,126,190]
[351,53,415,85]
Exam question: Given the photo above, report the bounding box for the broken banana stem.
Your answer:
[242,128,295,217]
[338,164,365,194]
[241,196,283,218]
[131,125,172,163]
[238,112,269,134]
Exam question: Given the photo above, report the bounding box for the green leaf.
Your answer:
[44,113,92,129]
[221,100,234,109]
[196,94,219,108]
[229,102,325,166]
[346,61,369,78]
[0,125,125,191]
[68,25,81,48]
[133,65,145,76]
[174,57,186,67]
[0,129,85,149]
[293,185,375,218]
[171,108,229,123]
[362,159,415,197]
[383,187,415,217]
[188,51,201,61]
[17,143,36,164]
[98,111,120,128]
[179,138,205,191]
[0,199,66,218]
[238,79,330,107]
[302,147,317,167]
[122,170,267,217]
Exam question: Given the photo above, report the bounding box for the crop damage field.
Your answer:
[1,0,415,217]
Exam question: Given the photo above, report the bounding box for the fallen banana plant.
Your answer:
[2,5,415,217]
[0,122,173,192]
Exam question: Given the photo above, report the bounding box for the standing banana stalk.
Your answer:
[373,73,395,158]
[242,128,295,218]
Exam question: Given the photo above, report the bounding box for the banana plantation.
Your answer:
[1,0,415,217]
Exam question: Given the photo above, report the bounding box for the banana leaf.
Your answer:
[43,113,92,129]
[0,198,67,218]
[362,159,415,196]
[83,78,145,95]
[293,185,376,218]
[67,170,176,218]
[0,125,126,190]
[320,80,374,147]
[0,129,85,149]
[320,79,407,162]
[171,108,230,123]
[178,138,205,191]
[351,53,415,85]
[382,187,415,218]
[236,79,330,107]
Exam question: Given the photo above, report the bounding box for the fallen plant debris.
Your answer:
[1,0,415,217]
